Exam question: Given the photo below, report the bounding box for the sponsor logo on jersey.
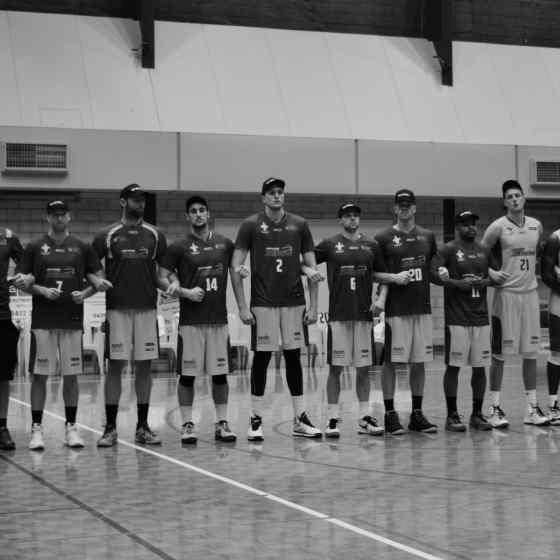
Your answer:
[392,235,402,247]
[335,242,344,253]
[189,242,200,255]
[40,243,51,255]
[259,222,269,233]
[456,250,465,261]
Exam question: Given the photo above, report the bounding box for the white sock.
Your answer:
[180,406,193,424]
[327,403,339,419]
[215,403,227,422]
[291,395,305,418]
[251,395,265,418]
[490,391,500,406]
[526,390,537,409]
[549,395,558,408]
[358,401,369,418]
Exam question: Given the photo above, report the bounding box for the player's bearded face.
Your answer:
[187,204,209,229]
[340,212,360,233]
[125,196,145,218]
[47,212,70,232]
[458,222,477,241]
[394,202,415,220]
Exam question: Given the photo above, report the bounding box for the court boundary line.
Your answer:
[10,397,444,560]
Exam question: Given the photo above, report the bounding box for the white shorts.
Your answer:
[30,329,82,376]
[178,325,229,376]
[327,321,373,367]
[491,290,540,356]
[251,306,307,352]
[445,325,491,367]
[385,314,433,364]
[106,309,158,361]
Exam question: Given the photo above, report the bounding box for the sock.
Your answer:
[65,406,77,425]
[105,404,118,428]
[215,403,227,422]
[327,403,339,419]
[291,395,305,418]
[526,389,537,409]
[384,399,395,412]
[412,395,423,411]
[472,399,483,415]
[180,405,193,424]
[490,391,500,406]
[31,410,43,425]
[137,403,149,427]
[251,395,265,418]
[446,397,457,415]
[358,401,369,418]
[0,418,6,429]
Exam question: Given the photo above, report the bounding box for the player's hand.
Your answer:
[10,273,33,290]
[304,307,318,325]
[454,279,473,291]
[185,287,205,302]
[166,280,181,297]
[438,267,450,282]
[71,290,87,304]
[239,307,255,325]
[470,275,487,288]
[41,286,61,300]
[555,266,560,281]
[235,265,250,279]
[394,271,410,285]
[488,269,510,284]
[93,278,113,292]
[306,268,324,284]
[371,301,385,317]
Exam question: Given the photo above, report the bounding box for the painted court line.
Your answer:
[11,397,443,560]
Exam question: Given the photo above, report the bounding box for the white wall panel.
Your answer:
[0,14,21,126]
[180,133,354,193]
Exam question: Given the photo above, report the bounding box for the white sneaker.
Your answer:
[548,402,560,426]
[65,423,84,448]
[487,405,509,429]
[181,421,197,444]
[292,412,322,438]
[29,423,45,451]
[524,405,550,426]
[325,418,341,438]
[358,415,384,436]
[247,415,264,442]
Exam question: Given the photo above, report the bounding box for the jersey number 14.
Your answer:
[205,277,218,292]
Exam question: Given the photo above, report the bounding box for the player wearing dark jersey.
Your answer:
[433,211,493,432]
[0,229,30,450]
[93,184,167,447]
[482,180,548,428]
[314,203,409,438]
[159,196,238,444]
[231,178,321,441]
[374,189,438,435]
[21,200,103,450]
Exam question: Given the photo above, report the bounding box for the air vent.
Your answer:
[530,159,560,187]
[1,142,68,174]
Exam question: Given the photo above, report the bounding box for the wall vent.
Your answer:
[1,142,68,174]
[531,159,560,187]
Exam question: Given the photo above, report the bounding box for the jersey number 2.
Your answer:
[276,258,283,272]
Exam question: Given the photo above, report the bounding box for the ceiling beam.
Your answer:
[423,0,454,86]
[139,0,155,68]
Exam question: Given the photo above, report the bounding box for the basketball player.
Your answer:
[93,184,168,446]
[231,177,321,441]
[21,200,104,450]
[434,210,493,431]
[481,179,548,427]
[374,188,438,435]
[0,228,31,450]
[159,195,237,443]
[313,202,409,438]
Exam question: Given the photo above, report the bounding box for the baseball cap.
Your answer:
[46,200,69,214]
[261,177,285,195]
[502,179,523,196]
[394,188,416,204]
[455,210,479,225]
[120,183,146,199]
[185,195,208,212]
[338,202,361,218]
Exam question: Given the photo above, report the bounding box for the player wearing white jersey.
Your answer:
[481,180,548,427]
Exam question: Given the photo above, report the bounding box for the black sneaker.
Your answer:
[0,427,15,450]
[408,410,438,433]
[384,410,405,435]
[445,411,466,432]
[325,418,341,438]
[469,413,493,431]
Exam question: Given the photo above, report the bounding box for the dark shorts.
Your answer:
[0,320,19,381]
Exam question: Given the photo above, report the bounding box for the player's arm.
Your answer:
[481,222,509,284]
[302,250,318,324]
[301,241,326,283]
[541,234,560,293]
[231,247,254,325]
[9,234,34,290]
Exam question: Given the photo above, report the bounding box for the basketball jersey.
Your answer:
[482,215,541,292]
[436,240,490,326]
[542,229,560,316]
[235,211,314,307]
[163,232,233,325]
[375,225,437,317]
[315,233,386,321]
[92,221,167,310]
[21,234,101,329]
[0,229,22,322]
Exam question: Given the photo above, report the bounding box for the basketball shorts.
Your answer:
[385,314,433,364]
[445,325,491,367]
[548,293,560,353]
[0,320,19,381]
[30,329,82,376]
[491,290,540,356]
[251,305,308,352]
[106,309,158,361]
[327,321,373,367]
[177,324,229,376]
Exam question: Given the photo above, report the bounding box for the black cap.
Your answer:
[46,200,69,214]
[120,183,146,199]
[455,210,479,225]
[338,202,361,218]
[502,179,523,197]
[185,195,208,212]
[261,177,285,195]
[394,188,416,204]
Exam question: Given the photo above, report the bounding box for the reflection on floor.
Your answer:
[1,356,559,560]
